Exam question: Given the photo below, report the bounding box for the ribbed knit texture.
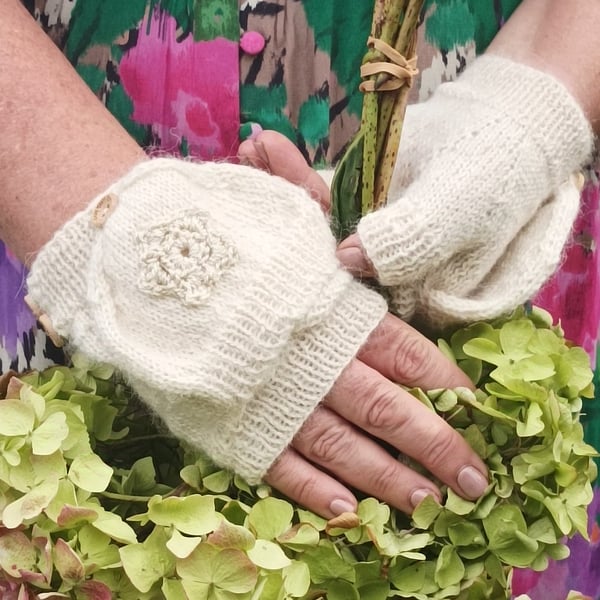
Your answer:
[358,54,594,326]
[27,159,387,483]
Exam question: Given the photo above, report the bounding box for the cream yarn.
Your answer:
[27,159,387,483]
[358,54,594,326]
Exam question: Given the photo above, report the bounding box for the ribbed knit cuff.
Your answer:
[170,279,387,483]
[230,281,387,482]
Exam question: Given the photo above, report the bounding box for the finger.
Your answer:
[238,130,331,211]
[358,313,474,390]
[264,445,358,519]
[325,359,489,501]
[336,233,377,278]
[291,404,442,514]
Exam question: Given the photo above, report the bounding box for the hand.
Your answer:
[238,131,374,278]
[239,132,489,518]
[266,313,489,518]
[353,54,593,326]
[26,157,390,510]
[238,131,332,213]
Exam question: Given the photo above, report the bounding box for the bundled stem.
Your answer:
[331,0,424,239]
[374,2,422,208]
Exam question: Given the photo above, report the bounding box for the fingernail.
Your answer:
[252,141,270,170]
[335,247,371,276]
[410,488,437,509]
[457,466,488,499]
[238,155,253,167]
[329,499,357,516]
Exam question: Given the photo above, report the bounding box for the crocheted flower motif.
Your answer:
[137,211,238,306]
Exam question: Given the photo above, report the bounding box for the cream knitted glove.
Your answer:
[357,54,594,326]
[26,159,387,483]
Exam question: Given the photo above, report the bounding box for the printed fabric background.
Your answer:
[3,1,599,597]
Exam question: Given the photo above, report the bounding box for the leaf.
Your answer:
[436,338,456,363]
[121,456,157,495]
[458,358,483,385]
[207,518,256,551]
[31,412,69,455]
[177,544,258,594]
[359,580,391,600]
[77,524,120,569]
[2,479,59,528]
[92,509,138,545]
[0,399,35,436]
[120,527,175,593]
[277,523,320,550]
[331,132,363,240]
[516,403,545,437]
[147,495,221,536]
[167,529,203,559]
[0,530,37,577]
[411,496,442,529]
[56,505,98,529]
[463,338,506,366]
[448,521,485,547]
[301,542,355,584]
[527,518,557,544]
[434,545,465,588]
[68,453,113,493]
[435,389,458,412]
[53,538,85,584]
[283,561,311,598]
[445,488,476,516]
[542,497,572,536]
[498,355,556,383]
[75,580,114,600]
[483,506,540,567]
[462,424,488,459]
[162,578,188,600]
[247,539,291,570]
[248,497,293,540]
[499,319,535,360]
[326,579,360,600]
[388,561,428,593]
[203,470,232,493]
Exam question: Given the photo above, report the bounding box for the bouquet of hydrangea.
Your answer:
[0,306,597,599]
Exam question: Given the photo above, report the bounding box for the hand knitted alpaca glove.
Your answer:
[357,54,594,326]
[26,159,387,483]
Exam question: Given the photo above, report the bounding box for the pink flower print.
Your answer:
[535,181,600,364]
[119,10,239,160]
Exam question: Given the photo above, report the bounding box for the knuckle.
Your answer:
[299,413,354,464]
[284,472,321,506]
[366,461,403,497]
[363,383,402,431]
[419,426,462,472]
[392,332,435,385]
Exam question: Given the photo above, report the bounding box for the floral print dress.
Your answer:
[3,1,599,597]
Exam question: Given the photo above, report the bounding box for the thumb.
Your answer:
[336,234,376,278]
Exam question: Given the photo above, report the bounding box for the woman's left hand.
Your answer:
[238,131,373,276]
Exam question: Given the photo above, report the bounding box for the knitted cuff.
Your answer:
[142,280,387,483]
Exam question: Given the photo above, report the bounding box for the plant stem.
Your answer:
[361,0,405,214]
[374,0,423,209]
[100,491,154,502]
